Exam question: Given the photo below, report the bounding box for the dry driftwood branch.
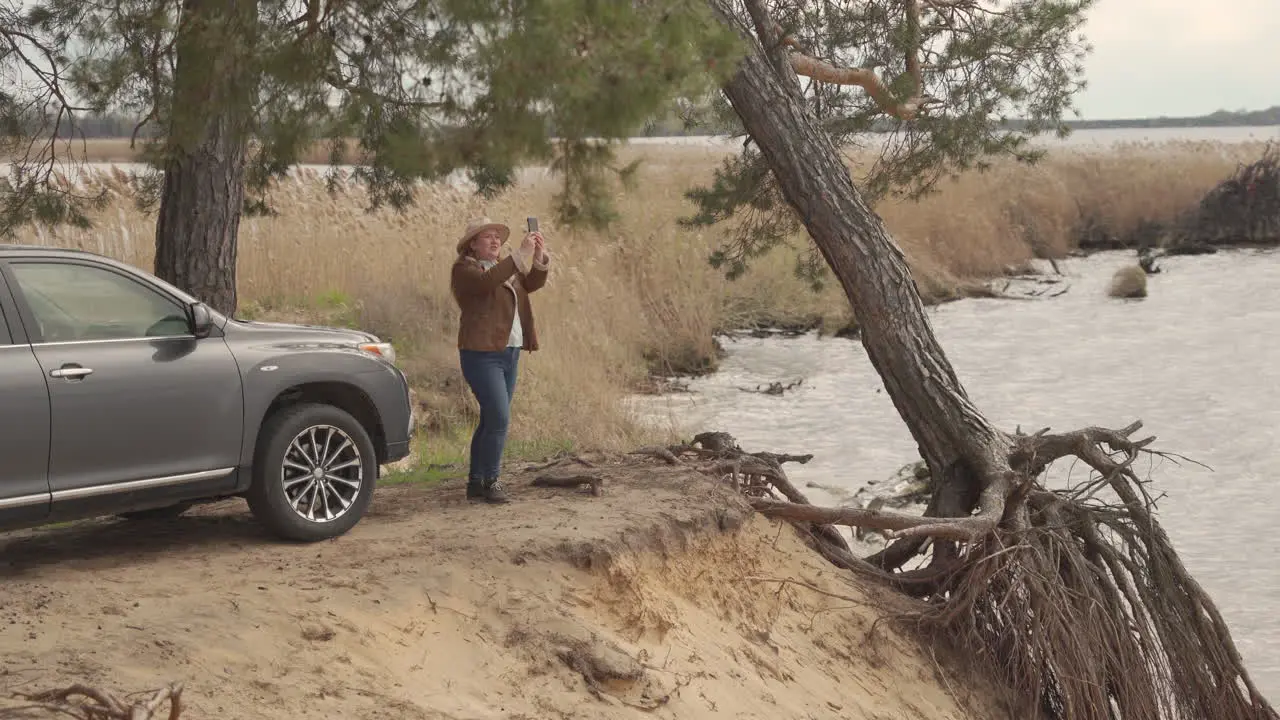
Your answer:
[629,446,683,465]
[2,682,184,720]
[737,379,804,395]
[753,451,813,465]
[532,472,605,497]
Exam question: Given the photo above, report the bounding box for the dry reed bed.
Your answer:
[7,139,1265,453]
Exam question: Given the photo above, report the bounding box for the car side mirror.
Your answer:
[189,302,213,339]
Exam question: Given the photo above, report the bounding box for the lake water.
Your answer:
[634,249,1280,702]
[22,124,1279,189]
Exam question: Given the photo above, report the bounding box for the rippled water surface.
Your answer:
[636,249,1280,700]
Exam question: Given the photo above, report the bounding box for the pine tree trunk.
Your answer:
[716,13,1012,542]
[154,0,258,316]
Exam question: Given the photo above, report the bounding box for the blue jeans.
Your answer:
[459,347,520,486]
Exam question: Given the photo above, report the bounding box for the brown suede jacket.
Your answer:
[450,251,549,352]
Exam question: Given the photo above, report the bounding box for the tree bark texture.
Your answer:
[154,0,258,316]
[713,7,1010,515]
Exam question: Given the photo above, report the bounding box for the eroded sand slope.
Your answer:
[0,457,999,719]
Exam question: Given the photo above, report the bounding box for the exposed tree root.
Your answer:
[532,472,606,496]
[1,682,184,719]
[663,425,1277,720]
[525,455,598,473]
[966,421,1275,720]
[636,433,872,575]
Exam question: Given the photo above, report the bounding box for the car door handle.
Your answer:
[50,366,93,379]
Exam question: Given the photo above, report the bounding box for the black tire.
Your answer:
[246,402,378,542]
[118,501,193,521]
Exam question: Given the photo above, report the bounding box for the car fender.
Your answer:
[236,348,412,471]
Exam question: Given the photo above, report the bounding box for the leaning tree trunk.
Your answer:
[705,4,1277,719]
[154,0,257,316]
[716,5,1011,551]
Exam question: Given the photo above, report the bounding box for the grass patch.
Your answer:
[381,428,578,487]
[381,464,458,487]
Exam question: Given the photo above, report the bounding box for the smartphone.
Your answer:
[527,217,539,233]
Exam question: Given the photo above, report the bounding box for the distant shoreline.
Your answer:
[1003,109,1280,132]
[639,117,1280,136]
[1060,119,1279,130]
[641,107,1280,136]
[26,105,1280,144]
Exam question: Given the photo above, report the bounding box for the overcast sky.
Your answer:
[7,0,1277,121]
[1078,0,1280,119]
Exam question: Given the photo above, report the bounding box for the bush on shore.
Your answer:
[1107,265,1148,298]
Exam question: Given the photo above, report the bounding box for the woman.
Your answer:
[450,216,550,504]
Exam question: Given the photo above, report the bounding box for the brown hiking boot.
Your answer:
[483,479,511,504]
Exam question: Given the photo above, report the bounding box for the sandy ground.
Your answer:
[0,456,1001,719]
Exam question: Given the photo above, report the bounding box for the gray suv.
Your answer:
[0,245,414,541]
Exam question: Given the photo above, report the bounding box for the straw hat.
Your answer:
[456,217,511,255]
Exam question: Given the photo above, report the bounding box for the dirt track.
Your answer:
[0,456,998,719]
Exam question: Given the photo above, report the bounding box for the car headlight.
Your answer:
[358,342,396,365]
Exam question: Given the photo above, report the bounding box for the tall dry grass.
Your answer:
[7,138,1266,456]
[5,137,359,165]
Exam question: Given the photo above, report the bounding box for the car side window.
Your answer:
[9,262,191,343]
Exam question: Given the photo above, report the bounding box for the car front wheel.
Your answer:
[247,403,378,542]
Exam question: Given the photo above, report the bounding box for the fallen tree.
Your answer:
[1175,141,1280,250]
[695,1,1278,718]
[1097,142,1280,255]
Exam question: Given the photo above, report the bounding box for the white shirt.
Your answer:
[479,259,523,348]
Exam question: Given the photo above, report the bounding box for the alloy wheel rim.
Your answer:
[281,424,363,523]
